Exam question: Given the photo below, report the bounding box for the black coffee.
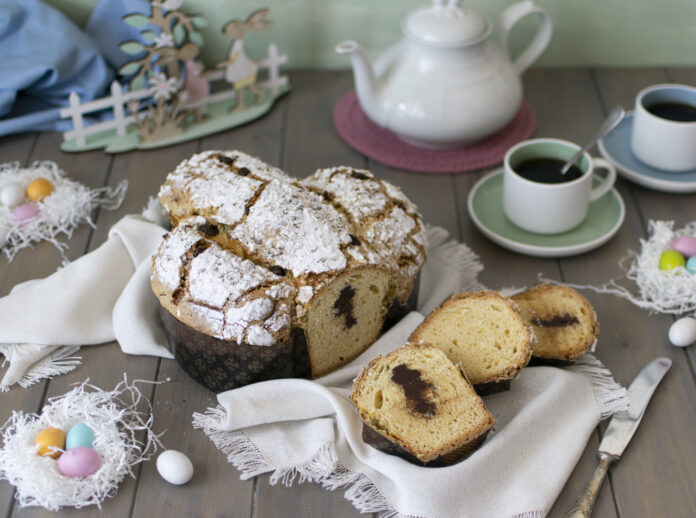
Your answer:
[514,158,583,184]
[646,102,696,122]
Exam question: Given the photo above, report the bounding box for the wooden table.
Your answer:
[1,68,695,518]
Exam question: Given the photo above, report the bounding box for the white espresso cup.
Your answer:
[503,138,616,234]
[631,83,696,172]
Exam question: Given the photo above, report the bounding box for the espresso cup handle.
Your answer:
[589,157,617,201]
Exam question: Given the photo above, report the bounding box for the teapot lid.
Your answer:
[403,0,491,47]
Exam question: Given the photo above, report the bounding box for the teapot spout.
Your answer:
[336,41,385,125]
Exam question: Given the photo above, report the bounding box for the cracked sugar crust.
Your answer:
[301,166,427,300]
[300,167,426,261]
[151,223,296,346]
[158,150,289,226]
[231,179,352,276]
[151,223,202,291]
[301,167,390,221]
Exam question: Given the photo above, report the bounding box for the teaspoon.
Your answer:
[561,105,625,175]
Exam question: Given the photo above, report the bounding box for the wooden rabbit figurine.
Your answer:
[217,9,273,111]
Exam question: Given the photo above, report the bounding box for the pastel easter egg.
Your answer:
[687,256,696,274]
[156,450,194,485]
[0,184,25,207]
[57,446,101,477]
[668,317,696,347]
[65,423,95,450]
[671,236,696,258]
[26,178,54,201]
[13,204,39,223]
[659,250,686,270]
[35,427,66,458]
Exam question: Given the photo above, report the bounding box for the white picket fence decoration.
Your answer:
[60,43,288,147]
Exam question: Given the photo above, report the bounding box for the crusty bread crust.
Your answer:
[512,284,599,362]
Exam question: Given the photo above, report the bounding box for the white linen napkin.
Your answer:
[193,315,626,518]
[0,214,172,389]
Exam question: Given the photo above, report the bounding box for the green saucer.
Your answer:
[467,170,625,257]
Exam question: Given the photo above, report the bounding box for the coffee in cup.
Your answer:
[513,157,583,183]
[503,138,617,234]
[631,84,696,172]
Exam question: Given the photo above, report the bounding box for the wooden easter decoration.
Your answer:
[59,2,290,153]
[217,9,273,111]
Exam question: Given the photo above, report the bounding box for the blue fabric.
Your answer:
[0,0,148,135]
[85,0,151,70]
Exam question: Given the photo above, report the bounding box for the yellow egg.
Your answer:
[35,427,66,458]
[26,178,54,201]
[659,250,686,271]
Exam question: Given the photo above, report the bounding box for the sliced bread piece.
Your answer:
[350,343,494,466]
[408,291,534,394]
[512,284,599,363]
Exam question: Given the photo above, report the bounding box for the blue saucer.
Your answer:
[598,112,696,192]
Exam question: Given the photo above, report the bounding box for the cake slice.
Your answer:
[350,343,494,466]
[512,284,599,363]
[408,291,534,394]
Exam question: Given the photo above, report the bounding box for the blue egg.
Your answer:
[687,256,696,274]
[65,423,95,450]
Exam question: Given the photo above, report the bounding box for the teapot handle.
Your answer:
[499,0,553,75]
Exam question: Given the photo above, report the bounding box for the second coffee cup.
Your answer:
[503,138,616,234]
[631,83,696,172]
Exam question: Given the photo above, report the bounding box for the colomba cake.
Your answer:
[151,150,426,390]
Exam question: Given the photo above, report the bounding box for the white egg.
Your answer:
[0,184,25,208]
[668,317,696,347]
[156,449,193,485]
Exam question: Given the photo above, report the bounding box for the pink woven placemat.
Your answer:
[333,91,536,174]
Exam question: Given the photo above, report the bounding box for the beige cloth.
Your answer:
[0,215,172,389]
[193,312,628,518]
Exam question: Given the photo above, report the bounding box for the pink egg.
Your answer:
[12,204,39,223]
[672,236,696,258]
[57,446,101,478]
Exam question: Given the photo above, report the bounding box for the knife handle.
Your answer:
[564,454,615,518]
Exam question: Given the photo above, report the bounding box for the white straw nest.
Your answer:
[0,377,162,511]
[562,220,696,314]
[0,161,127,261]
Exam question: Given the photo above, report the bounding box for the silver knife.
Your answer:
[564,357,672,518]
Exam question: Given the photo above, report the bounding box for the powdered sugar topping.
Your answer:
[188,244,277,307]
[232,180,349,275]
[301,167,388,221]
[188,173,261,224]
[151,226,200,290]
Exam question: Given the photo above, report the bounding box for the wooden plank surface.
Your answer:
[1,132,114,518]
[1,69,695,518]
[15,142,197,518]
[590,68,696,518]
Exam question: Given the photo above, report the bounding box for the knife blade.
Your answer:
[564,357,672,518]
[598,356,672,458]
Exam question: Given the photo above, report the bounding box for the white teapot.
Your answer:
[336,0,552,148]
